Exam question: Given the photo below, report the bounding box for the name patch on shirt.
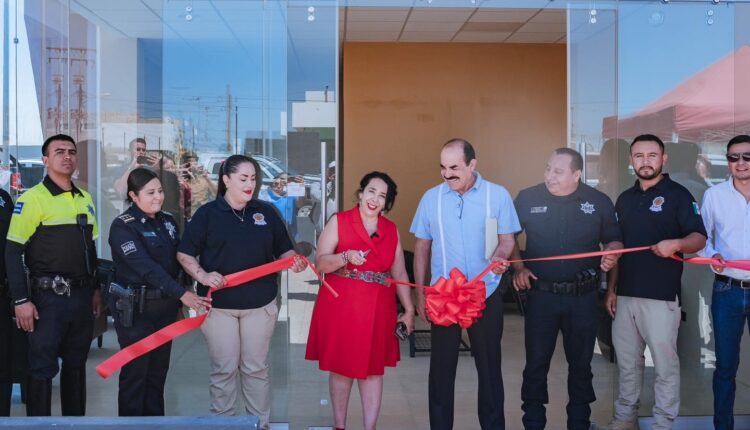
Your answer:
[121,241,137,255]
[530,206,547,214]
[13,202,23,214]
[142,231,157,237]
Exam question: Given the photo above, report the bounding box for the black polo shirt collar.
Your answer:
[43,175,82,196]
[215,195,261,212]
[632,173,671,194]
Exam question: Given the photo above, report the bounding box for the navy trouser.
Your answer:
[0,292,13,416]
[28,288,94,379]
[109,294,179,416]
[429,287,504,430]
[521,288,598,430]
[711,279,750,430]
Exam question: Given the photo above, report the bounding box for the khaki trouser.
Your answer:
[201,301,278,429]
[612,296,681,430]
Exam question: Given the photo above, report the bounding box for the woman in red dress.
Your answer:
[306,171,415,430]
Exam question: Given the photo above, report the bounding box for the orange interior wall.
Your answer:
[342,42,567,250]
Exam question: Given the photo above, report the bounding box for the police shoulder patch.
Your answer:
[118,214,136,224]
[13,202,24,214]
[121,241,137,255]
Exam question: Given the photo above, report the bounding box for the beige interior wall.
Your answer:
[342,42,567,250]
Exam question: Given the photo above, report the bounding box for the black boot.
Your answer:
[60,368,86,416]
[0,381,11,416]
[26,377,51,416]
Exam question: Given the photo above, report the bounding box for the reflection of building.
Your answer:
[100,113,182,158]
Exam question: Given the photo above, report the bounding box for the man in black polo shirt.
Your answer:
[513,148,623,430]
[606,134,706,430]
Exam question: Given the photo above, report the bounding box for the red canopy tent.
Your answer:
[603,45,750,142]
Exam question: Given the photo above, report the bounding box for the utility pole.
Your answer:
[225,85,232,153]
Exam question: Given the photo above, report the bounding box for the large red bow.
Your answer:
[425,268,486,329]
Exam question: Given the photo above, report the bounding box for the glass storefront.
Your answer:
[4,0,750,427]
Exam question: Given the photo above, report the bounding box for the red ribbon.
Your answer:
[424,268,486,329]
[391,246,750,329]
[673,255,750,271]
[96,255,335,379]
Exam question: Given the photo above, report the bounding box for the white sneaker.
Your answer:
[606,419,640,430]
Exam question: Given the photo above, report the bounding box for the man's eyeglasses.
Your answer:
[726,152,750,163]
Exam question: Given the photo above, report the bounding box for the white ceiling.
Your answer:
[340,7,567,43]
[71,1,567,45]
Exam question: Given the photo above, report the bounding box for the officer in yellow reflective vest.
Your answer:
[5,134,102,416]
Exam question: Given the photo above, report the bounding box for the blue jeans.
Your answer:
[712,279,750,430]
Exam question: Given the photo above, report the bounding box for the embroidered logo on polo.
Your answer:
[692,202,700,215]
[253,213,267,225]
[0,198,5,207]
[13,202,23,214]
[650,196,665,213]
[580,202,595,214]
[530,206,548,214]
[164,221,177,239]
[121,241,137,255]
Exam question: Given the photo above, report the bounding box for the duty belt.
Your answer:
[532,278,598,296]
[32,276,89,297]
[129,286,166,301]
[332,268,390,286]
[716,274,750,289]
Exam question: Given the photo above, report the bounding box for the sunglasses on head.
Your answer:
[726,152,750,163]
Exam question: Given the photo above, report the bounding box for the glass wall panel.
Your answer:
[5,0,339,424]
[571,0,750,419]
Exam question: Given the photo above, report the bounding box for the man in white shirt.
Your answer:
[700,134,750,430]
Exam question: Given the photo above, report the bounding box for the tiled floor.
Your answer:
[4,268,738,429]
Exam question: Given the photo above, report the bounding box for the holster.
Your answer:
[108,282,135,328]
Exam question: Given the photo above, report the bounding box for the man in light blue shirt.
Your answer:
[411,138,520,430]
[700,134,750,430]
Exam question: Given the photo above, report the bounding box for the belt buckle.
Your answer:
[740,279,750,289]
[363,271,374,283]
[51,275,71,297]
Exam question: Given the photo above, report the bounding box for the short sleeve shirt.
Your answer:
[178,197,294,309]
[615,174,707,301]
[410,173,521,296]
[7,176,98,279]
[514,183,622,281]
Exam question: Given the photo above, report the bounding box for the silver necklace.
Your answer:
[231,206,246,222]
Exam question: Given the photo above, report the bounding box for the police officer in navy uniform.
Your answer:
[5,134,102,416]
[108,168,209,416]
[512,148,623,430]
[0,187,15,416]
